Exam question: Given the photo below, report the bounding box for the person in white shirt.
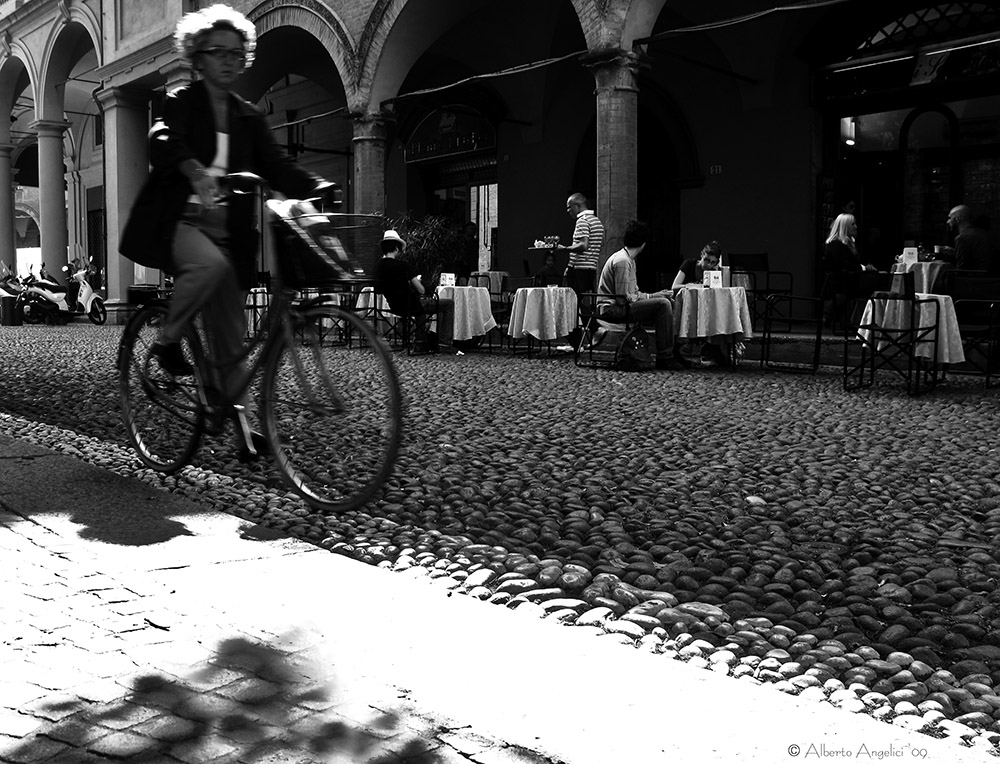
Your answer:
[556,192,605,295]
[596,219,688,370]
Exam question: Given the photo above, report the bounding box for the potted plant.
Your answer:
[388,213,468,289]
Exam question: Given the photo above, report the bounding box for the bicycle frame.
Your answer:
[121,170,402,508]
[189,284,349,441]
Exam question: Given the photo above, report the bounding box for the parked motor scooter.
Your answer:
[17,258,107,325]
[0,260,24,299]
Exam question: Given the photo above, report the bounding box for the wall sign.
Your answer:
[405,108,496,164]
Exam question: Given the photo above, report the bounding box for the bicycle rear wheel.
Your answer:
[262,304,402,512]
[118,303,205,472]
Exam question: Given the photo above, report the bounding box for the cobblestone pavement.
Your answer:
[2,431,995,764]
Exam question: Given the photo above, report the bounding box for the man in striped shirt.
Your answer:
[557,192,605,296]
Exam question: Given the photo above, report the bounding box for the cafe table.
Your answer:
[507,286,578,343]
[673,285,754,344]
[858,292,965,365]
[891,260,952,294]
[436,285,497,341]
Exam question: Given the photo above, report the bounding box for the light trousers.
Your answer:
[602,297,675,360]
[161,207,247,402]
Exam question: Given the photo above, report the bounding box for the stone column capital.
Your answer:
[29,119,71,138]
[581,48,643,93]
[351,111,394,141]
[95,86,149,112]
[159,58,193,93]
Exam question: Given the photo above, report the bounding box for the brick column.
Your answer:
[352,113,390,215]
[96,87,151,306]
[30,120,71,277]
[0,144,15,273]
[585,50,640,271]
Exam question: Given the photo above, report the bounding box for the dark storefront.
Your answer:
[816,2,1000,275]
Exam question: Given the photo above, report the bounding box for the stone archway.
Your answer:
[35,11,102,277]
[248,0,359,104]
[0,50,34,273]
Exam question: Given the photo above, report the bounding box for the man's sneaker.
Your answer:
[151,342,193,376]
[671,347,693,368]
[656,357,688,371]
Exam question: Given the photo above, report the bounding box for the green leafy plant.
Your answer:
[388,213,467,290]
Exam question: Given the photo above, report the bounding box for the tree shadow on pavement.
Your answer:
[0,450,204,547]
[3,633,446,763]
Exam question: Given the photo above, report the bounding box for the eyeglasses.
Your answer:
[201,47,246,63]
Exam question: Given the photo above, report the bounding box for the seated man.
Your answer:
[534,252,563,286]
[596,219,687,370]
[946,204,991,272]
[373,230,453,353]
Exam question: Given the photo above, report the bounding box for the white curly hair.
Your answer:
[174,4,256,70]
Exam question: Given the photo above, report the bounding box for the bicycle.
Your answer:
[117,173,402,512]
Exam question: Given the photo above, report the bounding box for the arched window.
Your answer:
[855,3,1000,54]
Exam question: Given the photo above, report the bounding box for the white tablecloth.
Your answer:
[673,286,753,340]
[507,287,578,340]
[436,285,497,340]
[355,286,392,317]
[892,261,951,294]
[859,293,965,364]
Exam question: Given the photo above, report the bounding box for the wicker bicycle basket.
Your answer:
[269,204,382,289]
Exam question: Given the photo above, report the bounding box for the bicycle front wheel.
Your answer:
[118,303,204,472]
[262,304,402,512]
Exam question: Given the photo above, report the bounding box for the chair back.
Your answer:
[502,276,535,294]
[726,252,769,273]
[943,269,988,295]
[886,270,915,299]
[946,273,1000,301]
[948,274,1000,326]
[849,270,892,299]
[468,274,490,289]
[534,273,563,287]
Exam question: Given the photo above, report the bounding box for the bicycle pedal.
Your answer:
[232,406,259,457]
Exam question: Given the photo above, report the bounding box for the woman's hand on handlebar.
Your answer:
[192,169,220,209]
[315,180,344,208]
[182,160,221,209]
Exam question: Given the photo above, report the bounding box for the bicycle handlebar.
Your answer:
[219,172,342,207]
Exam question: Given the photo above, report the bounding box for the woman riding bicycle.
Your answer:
[120,3,341,456]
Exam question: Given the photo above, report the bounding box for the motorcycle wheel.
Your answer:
[88,299,107,325]
[18,297,42,324]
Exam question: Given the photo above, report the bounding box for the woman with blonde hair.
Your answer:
[822,213,875,326]
[120,4,340,456]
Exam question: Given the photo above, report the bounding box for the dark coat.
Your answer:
[120,80,325,289]
[822,239,864,296]
[955,226,991,271]
[822,239,862,274]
